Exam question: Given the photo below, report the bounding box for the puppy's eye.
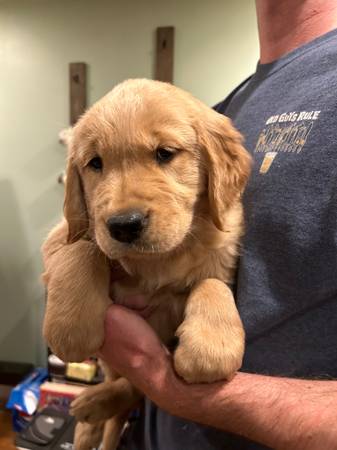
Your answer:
[156,148,175,164]
[87,156,103,171]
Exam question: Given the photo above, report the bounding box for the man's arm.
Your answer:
[100,305,337,450]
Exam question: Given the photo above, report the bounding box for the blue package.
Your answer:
[6,367,49,431]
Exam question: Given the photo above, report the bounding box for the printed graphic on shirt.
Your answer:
[255,110,320,173]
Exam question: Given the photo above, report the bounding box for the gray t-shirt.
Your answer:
[120,28,337,450]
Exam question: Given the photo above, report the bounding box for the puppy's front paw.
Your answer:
[70,379,138,423]
[42,240,112,362]
[70,384,116,423]
[43,312,107,362]
[174,318,244,383]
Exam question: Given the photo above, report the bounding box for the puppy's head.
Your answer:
[64,79,251,259]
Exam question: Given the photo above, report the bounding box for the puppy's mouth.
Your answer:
[96,209,190,259]
[97,230,186,260]
[111,238,177,258]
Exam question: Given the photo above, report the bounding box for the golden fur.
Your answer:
[42,79,251,449]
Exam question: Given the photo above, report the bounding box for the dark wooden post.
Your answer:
[69,62,87,125]
[155,27,175,83]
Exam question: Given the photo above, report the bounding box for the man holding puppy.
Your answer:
[102,0,337,448]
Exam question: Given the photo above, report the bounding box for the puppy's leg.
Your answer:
[102,413,129,450]
[70,376,142,424]
[41,220,69,272]
[42,222,111,362]
[73,420,104,450]
[174,278,244,383]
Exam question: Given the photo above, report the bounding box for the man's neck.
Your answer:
[256,0,337,64]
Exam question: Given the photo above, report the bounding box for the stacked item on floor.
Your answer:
[6,355,103,450]
[15,407,76,450]
[0,361,34,412]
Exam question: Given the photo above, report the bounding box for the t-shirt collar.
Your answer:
[254,27,337,80]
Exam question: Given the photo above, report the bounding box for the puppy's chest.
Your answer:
[111,277,189,342]
[111,276,189,310]
[112,248,234,312]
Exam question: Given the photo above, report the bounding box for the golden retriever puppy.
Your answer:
[42,79,251,449]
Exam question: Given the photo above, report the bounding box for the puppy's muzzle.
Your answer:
[106,210,148,243]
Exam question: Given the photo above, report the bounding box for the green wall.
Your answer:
[0,0,258,365]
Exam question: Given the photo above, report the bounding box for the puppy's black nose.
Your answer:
[106,210,148,243]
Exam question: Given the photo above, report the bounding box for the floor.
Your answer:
[0,411,16,450]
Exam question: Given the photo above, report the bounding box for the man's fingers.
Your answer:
[99,305,173,396]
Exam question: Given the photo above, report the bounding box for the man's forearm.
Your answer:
[100,306,337,450]
[164,372,337,450]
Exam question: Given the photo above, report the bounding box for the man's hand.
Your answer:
[100,305,337,450]
[99,305,181,412]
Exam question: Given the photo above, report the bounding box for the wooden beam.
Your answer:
[155,27,174,83]
[69,62,87,125]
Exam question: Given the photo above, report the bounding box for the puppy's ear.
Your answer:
[63,156,88,243]
[200,111,251,231]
